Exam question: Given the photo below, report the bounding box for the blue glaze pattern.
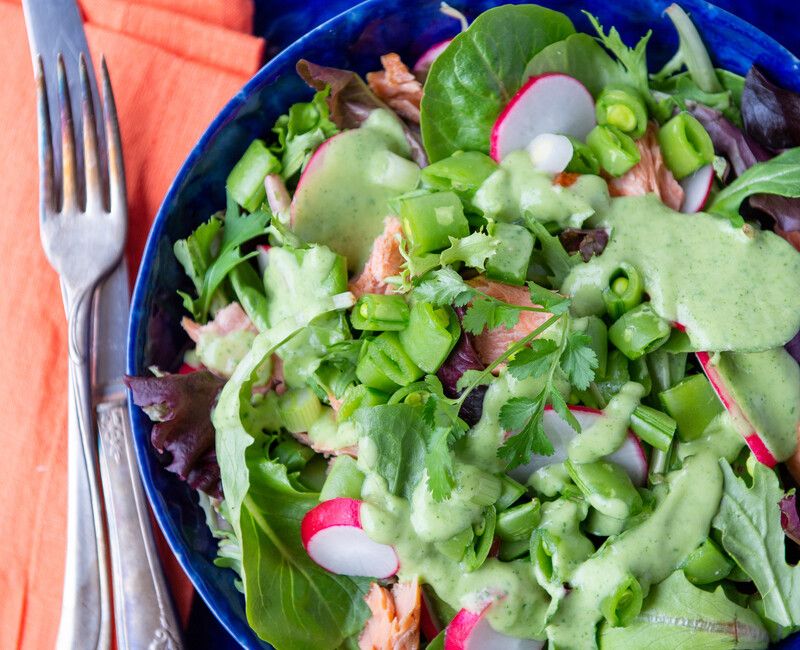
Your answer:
[128,2,800,648]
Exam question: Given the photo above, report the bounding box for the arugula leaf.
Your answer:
[461,296,520,335]
[560,331,598,391]
[598,571,769,649]
[421,5,575,161]
[506,339,559,381]
[414,268,475,306]
[527,282,570,314]
[439,232,499,271]
[708,147,800,224]
[713,460,800,627]
[221,193,270,253]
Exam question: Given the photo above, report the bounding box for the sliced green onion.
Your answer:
[463,468,502,507]
[658,112,714,179]
[496,475,528,511]
[463,506,497,571]
[485,222,534,286]
[336,384,389,421]
[496,499,541,541]
[498,538,530,561]
[658,374,723,442]
[319,455,365,502]
[566,460,643,520]
[398,303,459,374]
[356,332,424,391]
[608,303,671,360]
[603,263,644,320]
[350,294,410,331]
[586,125,641,177]
[278,388,323,433]
[681,538,733,585]
[601,574,643,627]
[585,508,626,537]
[630,405,676,452]
[400,191,469,255]
[596,86,648,138]
[226,139,281,212]
[565,136,601,175]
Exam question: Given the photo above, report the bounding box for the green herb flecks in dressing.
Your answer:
[528,463,572,497]
[195,329,259,377]
[290,109,420,271]
[677,412,744,464]
[563,195,800,351]
[534,498,594,595]
[473,150,610,227]
[546,451,723,649]
[568,382,644,464]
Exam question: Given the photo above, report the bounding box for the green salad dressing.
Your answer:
[564,195,800,351]
[473,150,610,227]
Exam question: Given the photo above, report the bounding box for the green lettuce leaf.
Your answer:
[598,571,768,649]
[713,460,800,627]
[420,5,575,161]
[439,232,499,271]
[213,297,370,648]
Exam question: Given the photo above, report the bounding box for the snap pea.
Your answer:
[400,191,469,255]
[336,384,389,421]
[398,303,459,373]
[595,86,648,138]
[681,538,733,585]
[602,262,644,320]
[229,262,270,332]
[485,222,534,285]
[585,508,626,537]
[496,475,528,511]
[658,374,723,442]
[658,112,714,179]
[565,136,601,175]
[463,506,497,571]
[601,573,644,627]
[355,332,424,391]
[630,405,676,452]
[496,499,541,542]
[566,459,643,520]
[350,294,410,331]
[586,125,641,177]
[226,139,281,212]
[608,303,671,360]
[319,455,365,502]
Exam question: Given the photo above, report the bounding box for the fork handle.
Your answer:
[97,397,184,650]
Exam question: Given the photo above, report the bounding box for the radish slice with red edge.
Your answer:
[507,406,648,486]
[300,497,399,578]
[413,39,452,75]
[679,164,714,213]
[290,132,343,226]
[490,73,595,162]
[256,244,270,275]
[445,606,544,650]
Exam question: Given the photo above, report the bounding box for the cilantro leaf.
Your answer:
[559,331,598,391]
[498,394,554,468]
[498,396,541,431]
[439,232,500,271]
[549,386,581,433]
[527,282,570,315]
[462,296,521,335]
[455,369,491,394]
[414,268,475,307]
[424,424,457,501]
[506,339,559,381]
[713,461,800,627]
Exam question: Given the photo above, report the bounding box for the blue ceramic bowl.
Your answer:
[127,1,800,647]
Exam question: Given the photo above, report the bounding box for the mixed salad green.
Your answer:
[127,3,800,649]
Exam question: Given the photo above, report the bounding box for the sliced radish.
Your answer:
[256,244,270,275]
[300,497,399,578]
[290,132,342,225]
[695,351,778,467]
[178,362,199,375]
[526,133,573,174]
[445,607,544,650]
[413,39,452,75]
[490,74,595,162]
[507,406,648,486]
[679,164,714,213]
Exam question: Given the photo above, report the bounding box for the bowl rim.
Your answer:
[126,0,800,646]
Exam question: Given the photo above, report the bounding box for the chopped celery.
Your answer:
[278,388,323,433]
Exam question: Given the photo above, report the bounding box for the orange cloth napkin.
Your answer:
[0,1,264,648]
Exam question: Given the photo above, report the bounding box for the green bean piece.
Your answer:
[498,538,530,561]
[496,475,528,511]
[681,538,733,585]
[226,139,281,212]
[595,86,648,138]
[565,136,601,175]
[485,222,535,285]
[630,405,676,452]
[435,527,474,562]
[350,294,410,331]
[229,263,270,331]
[356,332,424,391]
[601,574,644,627]
[398,303,459,373]
[278,388,323,433]
[658,112,714,179]
[336,384,389,422]
[496,499,541,541]
[658,374,723,442]
[585,508,626,537]
[586,125,641,177]
[603,262,644,320]
[463,506,497,571]
[608,303,671,360]
[319,455,365,502]
[400,191,469,255]
[566,460,643,520]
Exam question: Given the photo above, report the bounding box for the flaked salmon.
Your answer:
[359,579,421,650]
[349,217,404,299]
[608,123,685,211]
[367,53,423,124]
[181,302,256,344]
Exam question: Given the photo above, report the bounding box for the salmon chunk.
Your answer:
[468,278,552,367]
[349,217,404,299]
[359,579,421,650]
[367,53,423,124]
[181,302,256,344]
[608,123,685,211]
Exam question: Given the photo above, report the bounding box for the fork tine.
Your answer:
[57,54,79,212]
[35,56,55,217]
[100,57,126,211]
[79,54,103,213]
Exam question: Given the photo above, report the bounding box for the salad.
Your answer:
[127,3,800,649]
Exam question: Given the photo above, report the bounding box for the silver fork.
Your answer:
[36,53,124,650]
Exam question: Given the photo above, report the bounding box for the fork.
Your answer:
[36,53,125,650]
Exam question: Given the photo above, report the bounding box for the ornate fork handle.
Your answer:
[97,395,183,650]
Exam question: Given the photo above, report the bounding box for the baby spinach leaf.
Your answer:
[420,5,575,161]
